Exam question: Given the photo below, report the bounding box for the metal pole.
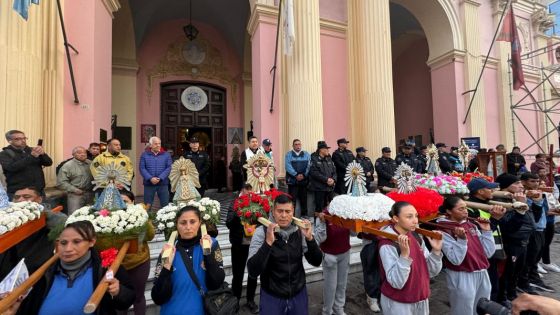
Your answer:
[541,63,551,147]
[508,55,516,146]
[269,0,283,113]
[463,0,511,124]
[56,0,79,104]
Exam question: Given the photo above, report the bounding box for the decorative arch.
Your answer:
[391,0,463,62]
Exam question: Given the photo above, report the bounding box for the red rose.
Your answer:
[251,194,260,203]
[245,211,252,218]
[100,248,118,268]
[236,210,242,217]
[255,212,262,218]
[263,203,270,213]
[241,199,250,208]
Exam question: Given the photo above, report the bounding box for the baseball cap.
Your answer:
[189,136,199,143]
[436,143,447,148]
[337,138,350,144]
[381,147,391,153]
[262,138,272,146]
[356,147,367,153]
[467,178,499,194]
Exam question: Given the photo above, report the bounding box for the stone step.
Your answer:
[138,250,364,315]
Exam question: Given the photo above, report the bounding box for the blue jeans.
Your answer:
[143,184,169,208]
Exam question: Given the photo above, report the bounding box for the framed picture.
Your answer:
[228,127,243,145]
[141,124,156,143]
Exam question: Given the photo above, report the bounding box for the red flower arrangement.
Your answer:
[234,189,290,224]
[450,171,493,183]
[100,247,118,268]
[387,187,443,219]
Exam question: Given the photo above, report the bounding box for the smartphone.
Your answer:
[37,139,43,146]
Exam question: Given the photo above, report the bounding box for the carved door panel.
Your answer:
[161,83,226,188]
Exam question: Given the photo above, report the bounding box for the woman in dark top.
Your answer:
[14,220,135,315]
[151,205,225,315]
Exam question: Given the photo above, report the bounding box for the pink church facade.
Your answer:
[1,0,557,191]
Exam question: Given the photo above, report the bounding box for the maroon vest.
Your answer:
[442,221,490,272]
[378,226,430,303]
[320,211,351,255]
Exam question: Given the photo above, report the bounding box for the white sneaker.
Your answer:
[542,263,560,273]
[366,295,381,313]
[537,263,548,274]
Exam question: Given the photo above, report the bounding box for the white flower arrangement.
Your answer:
[0,202,44,235]
[328,194,394,222]
[155,198,221,238]
[66,204,148,235]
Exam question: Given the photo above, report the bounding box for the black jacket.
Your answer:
[17,249,135,315]
[247,227,322,299]
[0,146,52,193]
[332,149,354,175]
[226,207,244,245]
[417,154,428,173]
[438,152,453,173]
[356,156,374,184]
[308,152,337,192]
[183,150,210,185]
[506,153,526,175]
[374,157,397,188]
[395,154,423,173]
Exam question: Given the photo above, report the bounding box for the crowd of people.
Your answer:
[1,129,560,314]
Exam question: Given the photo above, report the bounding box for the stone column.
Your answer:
[462,0,487,146]
[0,0,64,186]
[283,0,324,151]
[347,0,396,153]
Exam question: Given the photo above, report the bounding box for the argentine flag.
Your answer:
[13,0,40,21]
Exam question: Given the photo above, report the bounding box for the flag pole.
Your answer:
[269,0,283,113]
[56,0,80,104]
[462,0,511,124]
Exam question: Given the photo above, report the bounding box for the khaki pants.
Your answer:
[67,191,93,214]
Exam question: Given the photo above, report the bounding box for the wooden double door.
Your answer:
[160,82,226,188]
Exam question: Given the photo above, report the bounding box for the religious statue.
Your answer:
[91,162,130,210]
[426,144,441,175]
[243,152,275,194]
[169,157,201,203]
[344,161,368,197]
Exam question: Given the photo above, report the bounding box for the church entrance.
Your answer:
[160,82,227,188]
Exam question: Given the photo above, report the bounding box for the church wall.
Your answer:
[320,25,350,150]
[393,39,433,147]
[136,19,244,189]
[63,0,113,158]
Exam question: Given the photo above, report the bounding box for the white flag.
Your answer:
[283,0,295,56]
[0,258,30,297]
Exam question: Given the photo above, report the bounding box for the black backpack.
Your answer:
[55,157,73,176]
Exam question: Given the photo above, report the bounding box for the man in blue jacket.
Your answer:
[285,139,311,218]
[139,136,172,209]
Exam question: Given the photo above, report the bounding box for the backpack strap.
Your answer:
[176,243,205,297]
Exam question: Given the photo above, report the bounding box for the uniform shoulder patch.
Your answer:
[214,248,223,263]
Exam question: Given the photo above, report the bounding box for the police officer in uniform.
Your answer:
[355,147,374,192]
[436,142,453,173]
[309,141,337,218]
[375,147,397,191]
[395,144,422,173]
[183,136,210,197]
[332,138,354,194]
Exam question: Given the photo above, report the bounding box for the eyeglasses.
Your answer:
[11,137,27,141]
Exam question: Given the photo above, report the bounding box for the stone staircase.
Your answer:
[141,226,364,314]
[133,191,365,314]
